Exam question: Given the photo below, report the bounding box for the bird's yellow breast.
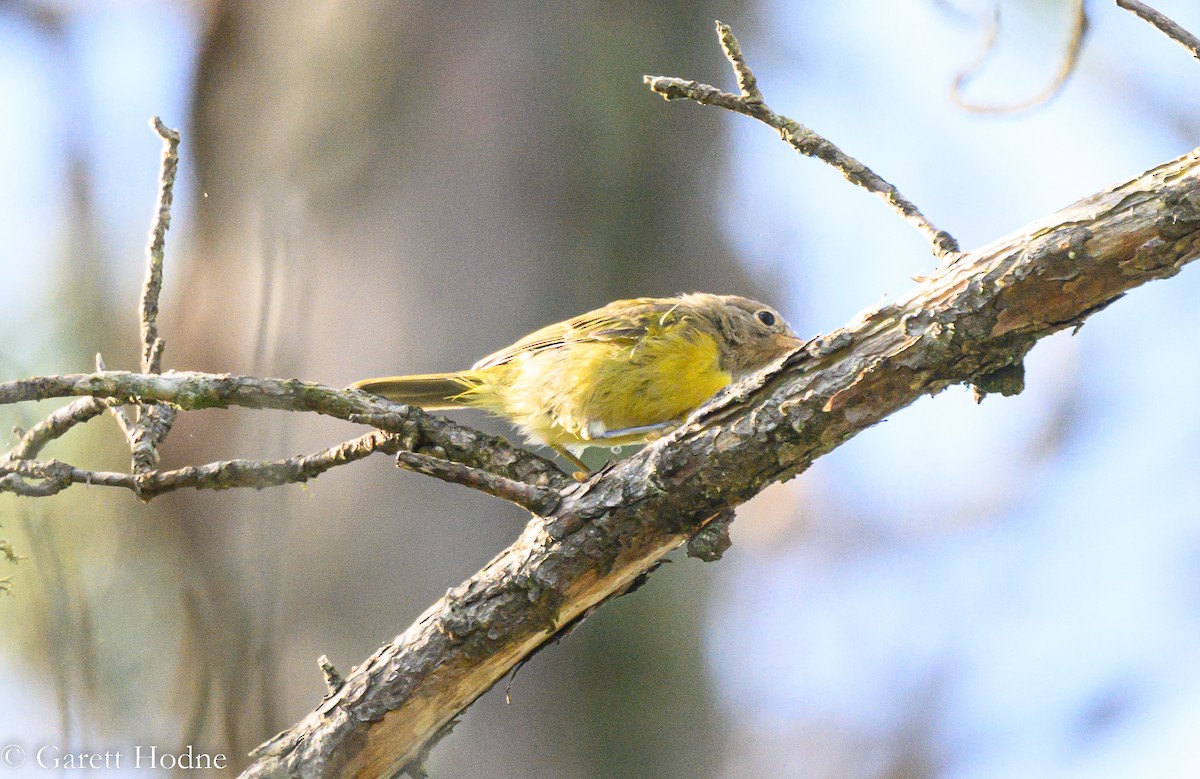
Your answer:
[463,326,731,449]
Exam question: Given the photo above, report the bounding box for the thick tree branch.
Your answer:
[240,149,1200,779]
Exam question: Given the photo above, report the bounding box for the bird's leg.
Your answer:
[550,445,591,480]
[552,421,682,479]
[587,420,679,443]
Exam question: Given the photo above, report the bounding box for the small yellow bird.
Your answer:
[350,293,803,470]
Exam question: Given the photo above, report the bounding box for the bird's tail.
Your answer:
[348,372,480,410]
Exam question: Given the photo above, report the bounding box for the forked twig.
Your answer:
[644,21,960,260]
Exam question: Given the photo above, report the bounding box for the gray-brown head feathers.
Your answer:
[680,293,803,378]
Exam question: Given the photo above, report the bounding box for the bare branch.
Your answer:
[644,21,960,259]
[394,450,560,515]
[2,396,113,462]
[126,429,400,498]
[130,405,175,473]
[142,117,180,374]
[0,430,401,500]
[1117,0,1200,62]
[0,459,130,497]
[124,118,183,474]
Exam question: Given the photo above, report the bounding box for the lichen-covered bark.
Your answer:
[238,150,1200,779]
[0,373,570,495]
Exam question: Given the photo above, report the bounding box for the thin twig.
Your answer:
[128,118,182,474]
[1,396,114,462]
[349,411,571,488]
[142,117,180,373]
[394,451,560,515]
[717,22,761,101]
[0,460,129,497]
[130,405,176,473]
[951,0,1089,114]
[0,423,564,508]
[146,337,166,376]
[644,21,960,260]
[1117,0,1200,62]
[0,430,401,500]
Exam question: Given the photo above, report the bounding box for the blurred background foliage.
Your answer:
[2,1,1200,777]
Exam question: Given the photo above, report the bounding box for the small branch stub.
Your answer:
[970,362,1027,403]
[319,655,344,695]
[686,509,735,561]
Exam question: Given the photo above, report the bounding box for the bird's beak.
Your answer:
[775,334,806,353]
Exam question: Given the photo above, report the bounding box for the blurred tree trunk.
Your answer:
[173,1,753,775]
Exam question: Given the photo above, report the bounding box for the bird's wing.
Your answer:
[471,297,686,369]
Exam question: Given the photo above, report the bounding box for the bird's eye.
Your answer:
[756,310,776,327]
